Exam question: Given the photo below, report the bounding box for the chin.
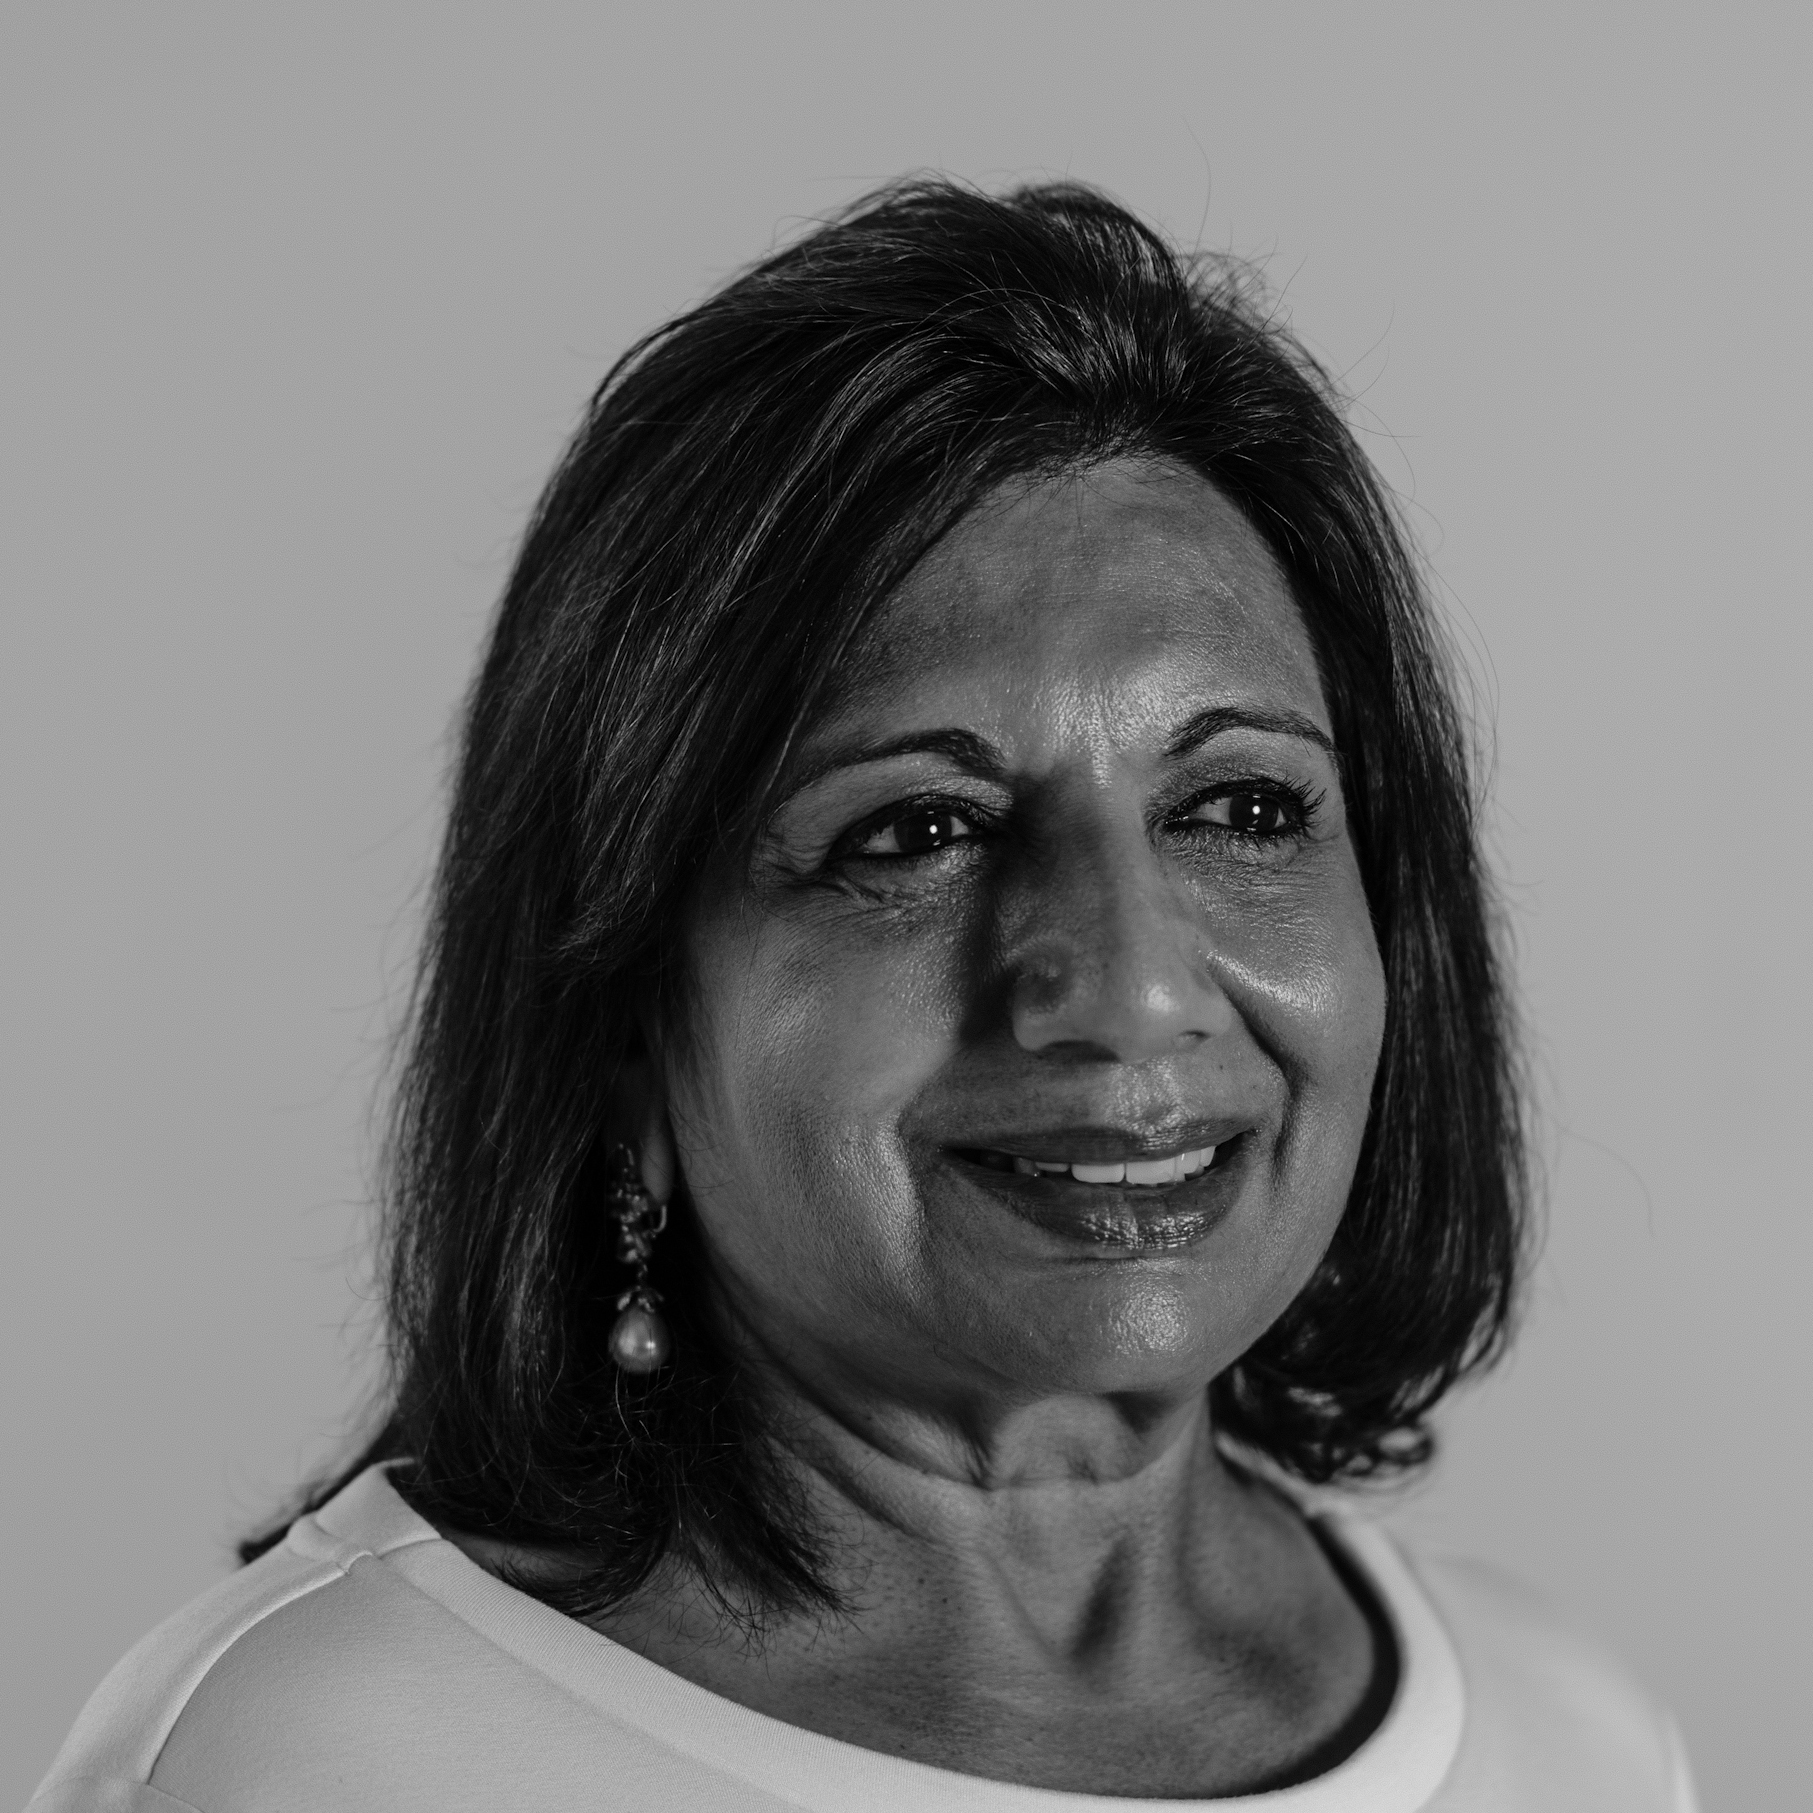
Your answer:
[938,1266,1247,1403]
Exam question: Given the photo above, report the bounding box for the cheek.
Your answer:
[1207,860,1385,1168]
[670,906,968,1302]
[742,913,965,1134]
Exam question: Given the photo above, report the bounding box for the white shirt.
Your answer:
[32,1464,1697,1811]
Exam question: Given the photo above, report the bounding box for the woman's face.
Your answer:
[664,459,1385,1417]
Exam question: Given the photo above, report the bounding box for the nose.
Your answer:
[1005,826,1235,1062]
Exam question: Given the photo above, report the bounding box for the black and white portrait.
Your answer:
[9,8,1806,1809]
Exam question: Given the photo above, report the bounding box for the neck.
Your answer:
[645,1331,1306,1666]
[784,1369,1229,1553]
[565,1354,1382,1798]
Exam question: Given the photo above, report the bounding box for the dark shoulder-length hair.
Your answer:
[249,178,1526,1618]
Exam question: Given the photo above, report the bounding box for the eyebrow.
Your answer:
[1163,705,1338,761]
[781,727,1009,798]
[783,707,1336,802]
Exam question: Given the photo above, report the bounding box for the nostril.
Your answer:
[1006,928,1233,1061]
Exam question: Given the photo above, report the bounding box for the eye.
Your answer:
[853,805,982,858]
[1178,787,1310,838]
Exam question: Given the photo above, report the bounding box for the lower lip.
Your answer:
[948,1146,1242,1253]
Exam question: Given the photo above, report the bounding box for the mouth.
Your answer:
[947,1132,1246,1252]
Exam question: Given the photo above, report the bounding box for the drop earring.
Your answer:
[606,1142,672,1374]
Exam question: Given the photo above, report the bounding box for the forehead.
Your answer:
[822,459,1328,748]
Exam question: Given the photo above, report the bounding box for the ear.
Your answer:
[637,1088,677,1205]
[611,1020,677,1206]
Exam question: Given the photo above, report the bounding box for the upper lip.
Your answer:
[948,1119,1251,1166]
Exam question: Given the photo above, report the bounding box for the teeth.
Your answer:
[1070,1161,1125,1184]
[1004,1146,1219,1186]
[1124,1157,1175,1186]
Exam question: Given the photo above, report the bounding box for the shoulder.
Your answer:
[1376,1534,1699,1813]
[29,1519,372,1811]
[29,1470,471,1813]
[30,1468,762,1813]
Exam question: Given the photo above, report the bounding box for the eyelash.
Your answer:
[830,794,996,866]
[1163,778,1325,846]
[829,777,1324,872]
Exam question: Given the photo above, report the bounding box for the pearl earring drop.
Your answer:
[606,1143,671,1373]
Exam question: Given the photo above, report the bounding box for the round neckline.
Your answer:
[311,1466,1465,1809]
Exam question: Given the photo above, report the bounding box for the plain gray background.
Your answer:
[5,5,1807,1806]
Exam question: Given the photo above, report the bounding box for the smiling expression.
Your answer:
[662,459,1386,1411]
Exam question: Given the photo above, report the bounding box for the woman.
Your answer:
[35,180,1696,1810]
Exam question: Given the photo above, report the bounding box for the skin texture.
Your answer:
[470,460,1392,1795]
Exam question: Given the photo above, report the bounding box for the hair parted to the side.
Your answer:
[243,177,1527,1620]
